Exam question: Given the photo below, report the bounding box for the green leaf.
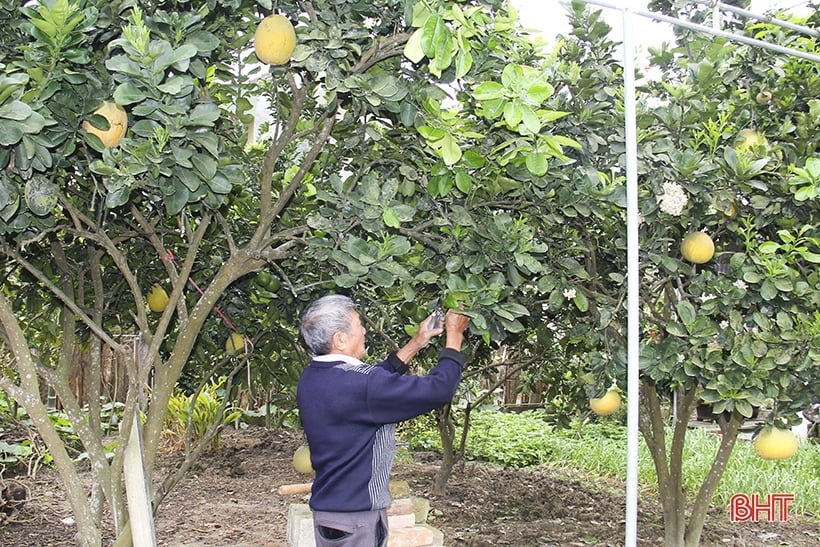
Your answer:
[503,101,522,129]
[153,43,197,73]
[525,81,553,104]
[666,322,687,337]
[520,105,540,134]
[334,273,359,288]
[403,28,425,63]
[473,81,505,101]
[440,134,462,166]
[370,267,396,287]
[421,15,449,58]
[454,170,472,193]
[0,101,33,121]
[185,103,220,126]
[0,121,24,146]
[105,186,130,208]
[164,183,190,215]
[676,300,697,325]
[573,291,589,312]
[0,74,29,104]
[113,82,148,105]
[105,55,145,77]
[454,50,473,79]
[760,278,778,300]
[525,151,548,176]
[382,207,400,228]
[758,241,780,254]
[24,176,58,216]
[158,75,193,96]
[733,399,753,418]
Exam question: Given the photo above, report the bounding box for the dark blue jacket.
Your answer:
[296,348,465,512]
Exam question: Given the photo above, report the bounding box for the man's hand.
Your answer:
[396,309,470,364]
[443,309,470,351]
[395,312,444,364]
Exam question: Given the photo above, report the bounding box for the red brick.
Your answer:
[387,525,434,547]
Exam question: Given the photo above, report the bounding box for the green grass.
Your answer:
[401,407,820,516]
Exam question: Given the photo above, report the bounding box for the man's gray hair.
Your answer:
[299,294,357,355]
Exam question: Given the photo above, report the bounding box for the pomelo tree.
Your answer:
[0,0,575,544]
[545,2,820,545]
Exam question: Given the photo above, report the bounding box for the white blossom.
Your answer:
[363,17,379,29]
[720,320,729,329]
[699,293,717,303]
[314,84,328,107]
[563,288,577,299]
[657,181,688,216]
[733,279,748,291]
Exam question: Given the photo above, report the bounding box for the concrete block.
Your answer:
[287,504,315,547]
[410,497,430,524]
[389,480,411,499]
[419,524,444,547]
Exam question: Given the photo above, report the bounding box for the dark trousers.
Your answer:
[312,508,388,547]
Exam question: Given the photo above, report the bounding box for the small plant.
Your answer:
[162,378,243,452]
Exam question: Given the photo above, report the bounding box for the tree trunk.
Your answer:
[0,294,102,547]
[639,380,684,546]
[684,411,742,546]
[432,404,456,495]
[640,378,743,547]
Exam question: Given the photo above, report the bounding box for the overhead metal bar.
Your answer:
[583,0,820,62]
[713,1,820,38]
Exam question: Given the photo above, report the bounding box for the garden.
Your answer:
[3,408,819,545]
[0,0,818,546]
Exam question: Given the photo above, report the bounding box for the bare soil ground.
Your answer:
[2,425,819,546]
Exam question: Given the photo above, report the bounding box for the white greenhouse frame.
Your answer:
[571,1,820,545]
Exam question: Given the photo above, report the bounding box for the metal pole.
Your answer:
[621,3,641,545]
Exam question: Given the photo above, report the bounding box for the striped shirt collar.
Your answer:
[313,353,365,367]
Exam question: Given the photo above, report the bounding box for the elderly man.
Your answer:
[296,294,470,547]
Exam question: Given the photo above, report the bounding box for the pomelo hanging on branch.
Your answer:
[147,285,169,313]
[83,101,128,148]
[590,388,621,416]
[254,14,296,65]
[735,128,768,151]
[225,332,247,358]
[680,231,715,264]
[754,426,799,460]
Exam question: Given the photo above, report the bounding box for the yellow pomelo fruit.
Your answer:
[590,389,621,416]
[754,427,798,460]
[83,101,128,148]
[225,332,246,357]
[293,444,314,474]
[254,14,296,65]
[681,231,715,264]
[735,128,767,150]
[147,285,169,313]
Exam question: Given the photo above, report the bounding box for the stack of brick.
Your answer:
[286,481,443,547]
